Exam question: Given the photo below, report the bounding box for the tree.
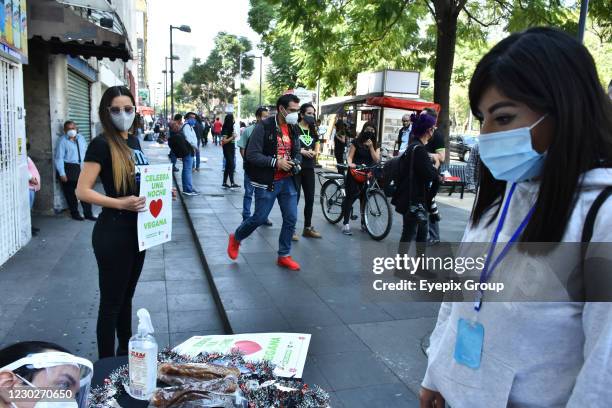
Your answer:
[178,32,255,114]
[248,0,612,155]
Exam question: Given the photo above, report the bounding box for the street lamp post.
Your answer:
[169,24,191,117]
[577,0,589,43]
[163,55,179,125]
[240,53,264,115]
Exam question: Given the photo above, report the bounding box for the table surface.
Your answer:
[92,356,149,408]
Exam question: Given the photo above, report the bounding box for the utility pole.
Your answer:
[577,0,589,43]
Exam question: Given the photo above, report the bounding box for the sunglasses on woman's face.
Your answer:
[108,106,135,115]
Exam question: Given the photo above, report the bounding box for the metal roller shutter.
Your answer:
[67,69,91,142]
[0,58,21,265]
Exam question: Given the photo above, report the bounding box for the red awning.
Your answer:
[138,106,154,115]
[366,96,440,113]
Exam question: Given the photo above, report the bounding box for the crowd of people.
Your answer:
[10,27,612,408]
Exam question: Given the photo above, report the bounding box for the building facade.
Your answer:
[0,0,30,266]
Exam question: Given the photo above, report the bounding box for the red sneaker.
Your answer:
[277,256,300,271]
[227,233,240,260]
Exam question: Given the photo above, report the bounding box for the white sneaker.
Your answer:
[342,224,352,235]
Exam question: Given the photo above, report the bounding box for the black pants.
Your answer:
[61,179,92,217]
[400,212,428,242]
[223,143,235,185]
[342,174,365,225]
[93,211,146,359]
[296,167,315,228]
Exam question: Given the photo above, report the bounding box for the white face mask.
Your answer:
[66,130,77,138]
[110,111,135,132]
[282,108,299,125]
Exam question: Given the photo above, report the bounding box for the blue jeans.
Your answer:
[29,190,35,209]
[182,154,194,192]
[235,177,297,256]
[242,173,255,220]
[195,148,200,169]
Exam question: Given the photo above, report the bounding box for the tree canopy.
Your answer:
[176,32,255,114]
[248,0,611,144]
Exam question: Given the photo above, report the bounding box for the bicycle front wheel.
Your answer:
[364,190,393,240]
[320,179,344,224]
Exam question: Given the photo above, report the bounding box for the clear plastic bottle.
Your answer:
[128,308,158,400]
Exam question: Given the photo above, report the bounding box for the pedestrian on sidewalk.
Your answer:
[294,103,322,240]
[55,121,96,221]
[168,114,182,172]
[202,116,211,146]
[423,107,445,245]
[237,107,272,225]
[340,122,380,235]
[420,27,612,408]
[181,112,200,196]
[332,120,348,171]
[27,143,41,236]
[75,86,150,359]
[391,113,439,248]
[212,117,222,145]
[221,113,240,189]
[395,113,414,156]
[193,114,205,171]
[227,94,302,271]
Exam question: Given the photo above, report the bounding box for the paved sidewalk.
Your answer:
[179,142,472,407]
[0,143,224,360]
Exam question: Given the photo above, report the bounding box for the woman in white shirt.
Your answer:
[420,27,612,408]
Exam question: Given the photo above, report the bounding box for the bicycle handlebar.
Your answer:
[336,163,383,171]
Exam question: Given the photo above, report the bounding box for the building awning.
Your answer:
[366,96,440,113]
[28,0,132,61]
[320,92,439,115]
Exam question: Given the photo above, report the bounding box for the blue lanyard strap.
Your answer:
[474,183,535,311]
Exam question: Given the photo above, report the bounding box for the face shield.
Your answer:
[0,352,93,408]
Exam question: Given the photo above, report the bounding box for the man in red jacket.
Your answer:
[212,117,223,145]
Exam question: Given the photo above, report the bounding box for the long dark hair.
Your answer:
[98,86,137,194]
[299,103,317,136]
[221,113,235,136]
[469,27,612,242]
[357,121,378,150]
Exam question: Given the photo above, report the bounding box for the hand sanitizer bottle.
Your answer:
[128,308,158,400]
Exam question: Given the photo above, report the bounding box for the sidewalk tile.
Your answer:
[313,351,399,391]
[335,383,419,408]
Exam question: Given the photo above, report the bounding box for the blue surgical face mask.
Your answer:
[187,118,196,126]
[479,115,548,182]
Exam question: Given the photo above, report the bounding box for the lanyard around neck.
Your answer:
[474,183,535,311]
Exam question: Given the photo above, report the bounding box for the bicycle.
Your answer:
[317,163,393,241]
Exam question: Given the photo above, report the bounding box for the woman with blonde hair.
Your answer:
[76,86,150,359]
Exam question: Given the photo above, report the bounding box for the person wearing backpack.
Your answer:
[391,114,439,245]
[420,28,612,408]
[168,114,182,172]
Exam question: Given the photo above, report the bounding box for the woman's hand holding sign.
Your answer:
[117,196,146,212]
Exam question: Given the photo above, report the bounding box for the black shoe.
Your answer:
[263,220,273,226]
[85,215,98,221]
[350,214,358,221]
[31,227,40,236]
[222,183,230,189]
[230,184,241,189]
[71,214,84,221]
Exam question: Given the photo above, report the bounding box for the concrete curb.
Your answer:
[173,173,234,335]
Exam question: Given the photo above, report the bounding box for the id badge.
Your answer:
[454,318,484,369]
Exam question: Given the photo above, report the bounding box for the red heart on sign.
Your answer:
[149,199,163,218]
[232,340,262,356]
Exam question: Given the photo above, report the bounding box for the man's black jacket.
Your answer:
[245,115,302,191]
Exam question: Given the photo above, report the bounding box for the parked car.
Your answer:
[449,134,478,161]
